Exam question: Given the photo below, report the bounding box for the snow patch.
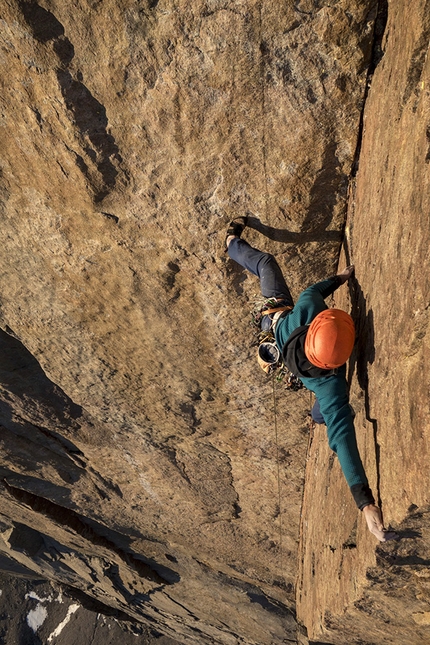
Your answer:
[47,603,80,642]
[27,605,48,632]
[25,591,52,603]
[25,591,52,633]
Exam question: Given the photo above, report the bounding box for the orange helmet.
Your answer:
[304,309,355,370]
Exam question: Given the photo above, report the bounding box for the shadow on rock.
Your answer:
[225,217,342,298]
[18,0,124,202]
[343,244,381,507]
[0,327,83,426]
[246,215,342,244]
[301,141,348,234]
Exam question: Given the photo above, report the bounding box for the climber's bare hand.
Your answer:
[338,265,355,283]
[363,504,399,542]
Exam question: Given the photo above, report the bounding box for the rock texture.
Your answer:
[0,0,428,643]
[0,572,179,645]
[297,0,430,643]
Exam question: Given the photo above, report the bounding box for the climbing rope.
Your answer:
[271,374,284,579]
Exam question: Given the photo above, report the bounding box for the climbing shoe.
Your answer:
[224,215,248,252]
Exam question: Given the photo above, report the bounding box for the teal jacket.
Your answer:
[275,277,374,509]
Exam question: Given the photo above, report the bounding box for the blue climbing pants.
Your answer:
[311,399,325,424]
[229,237,324,421]
[228,238,294,304]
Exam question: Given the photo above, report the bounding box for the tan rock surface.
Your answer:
[0,0,428,643]
[297,0,430,643]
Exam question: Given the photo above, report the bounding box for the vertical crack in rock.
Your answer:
[401,0,430,112]
[18,0,65,43]
[18,0,126,202]
[350,0,389,177]
[258,2,269,222]
[345,278,383,506]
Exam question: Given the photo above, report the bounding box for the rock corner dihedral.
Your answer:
[1,1,429,644]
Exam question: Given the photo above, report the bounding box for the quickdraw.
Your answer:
[251,297,292,328]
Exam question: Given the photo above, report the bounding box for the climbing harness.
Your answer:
[252,299,303,390]
[251,297,292,329]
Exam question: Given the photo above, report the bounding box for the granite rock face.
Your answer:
[297,0,430,643]
[1,0,427,643]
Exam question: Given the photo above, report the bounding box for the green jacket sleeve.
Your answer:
[305,370,375,509]
[300,276,343,301]
[293,277,343,325]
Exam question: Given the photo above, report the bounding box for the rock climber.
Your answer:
[225,216,398,543]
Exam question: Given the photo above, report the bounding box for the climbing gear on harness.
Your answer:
[261,304,293,317]
[305,308,355,369]
[257,342,281,374]
[252,297,292,331]
[254,330,303,390]
[283,370,304,391]
[251,299,302,388]
[224,215,248,252]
